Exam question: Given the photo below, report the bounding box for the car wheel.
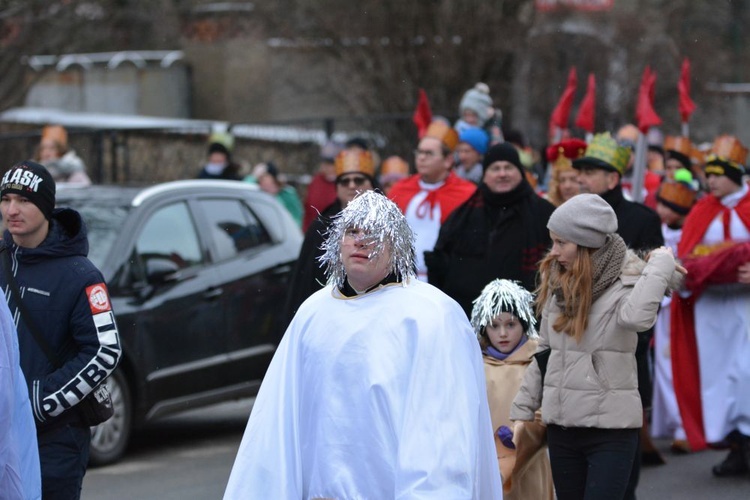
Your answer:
[89,370,132,466]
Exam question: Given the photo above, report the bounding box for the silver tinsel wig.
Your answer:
[318,191,417,289]
[470,279,538,338]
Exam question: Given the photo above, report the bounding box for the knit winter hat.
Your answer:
[459,127,490,155]
[482,142,523,174]
[0,161,56,219]
[547,194,618,248]
[459,83,493,124]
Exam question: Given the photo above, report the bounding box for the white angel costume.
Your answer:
[224,279,502,499]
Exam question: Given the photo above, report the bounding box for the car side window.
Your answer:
[198,198,271,261]
[136,202,203,271]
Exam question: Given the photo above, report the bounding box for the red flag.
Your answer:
[574,73,596,132]
[635,66,662,133]
[678,58,696,123]
[549,67,578,129]
[412,88,433,138]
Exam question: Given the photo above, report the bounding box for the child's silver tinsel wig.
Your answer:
[470,279,538,338]
[318,191,417,289]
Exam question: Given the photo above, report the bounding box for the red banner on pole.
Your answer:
[549,67,578,130]
[678,58,697,123]
[635,66,662,133]
[574,73,596,133]
[412,88,433,139]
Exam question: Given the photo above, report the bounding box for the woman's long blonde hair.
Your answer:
[535,246,594,342]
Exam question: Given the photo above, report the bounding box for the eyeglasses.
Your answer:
[413,149,440,159]
[337,176,369,187]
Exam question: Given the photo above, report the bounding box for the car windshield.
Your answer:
[58,198,130,270]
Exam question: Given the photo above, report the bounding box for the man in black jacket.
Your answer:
[0,161,121,500]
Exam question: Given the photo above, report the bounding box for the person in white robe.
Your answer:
[224,190,503,499]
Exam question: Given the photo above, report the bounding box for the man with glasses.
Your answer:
[282,147,380,328]
[389,120,476,280]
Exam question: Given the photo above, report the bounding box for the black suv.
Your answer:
[55,180,303,465]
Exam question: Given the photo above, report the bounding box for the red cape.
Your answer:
[671,190,750,450]
[388,172,476,224]
[302,174,337,231]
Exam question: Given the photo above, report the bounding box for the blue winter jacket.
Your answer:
[1,207,121,429]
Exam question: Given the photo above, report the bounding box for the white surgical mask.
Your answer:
[205,162,227,175]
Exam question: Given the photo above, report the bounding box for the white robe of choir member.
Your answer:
[403,182,443,280]
[694,185,750,443]
[224,279,503,499]
[651,223,686,441]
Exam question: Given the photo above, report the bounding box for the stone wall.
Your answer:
[0,124,321,187]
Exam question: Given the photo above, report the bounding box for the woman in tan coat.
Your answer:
[511,194,685,500]
[471,279,554,500]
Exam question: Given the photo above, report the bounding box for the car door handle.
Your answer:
[272,264,293,275]
[203,287,223,300]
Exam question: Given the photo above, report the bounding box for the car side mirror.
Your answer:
[145,258,180,285]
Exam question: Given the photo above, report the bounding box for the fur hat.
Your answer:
[547,193,618,248]
[459,83,493,124]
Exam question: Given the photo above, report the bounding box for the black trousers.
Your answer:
[547,425,639,500]
[38,424,91,500]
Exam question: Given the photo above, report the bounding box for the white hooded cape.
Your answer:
[224,279,502,499]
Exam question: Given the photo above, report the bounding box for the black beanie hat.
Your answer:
[482,142,523,174]
[1,161,56,219]
[705,156,745,186]
[207,142,231,159]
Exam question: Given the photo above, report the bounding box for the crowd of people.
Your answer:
[221,81,750,499]
[4,78,750,499]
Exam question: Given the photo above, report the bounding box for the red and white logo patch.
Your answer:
[86,283,112,314]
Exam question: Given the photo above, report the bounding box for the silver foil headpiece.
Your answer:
[470,279,538,338]
[318,191,416,289]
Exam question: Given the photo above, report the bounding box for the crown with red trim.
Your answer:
[546,138,588,171]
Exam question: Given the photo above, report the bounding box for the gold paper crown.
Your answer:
[690,145,706,166]
[575,132,631,175]
[657,180,697,212]
[335,149,376,178]
[380,156,409,177]
[663,136,694,157]
[424,121,459,152]
[707,135,748,168]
